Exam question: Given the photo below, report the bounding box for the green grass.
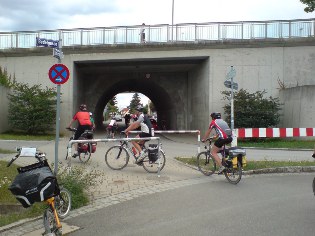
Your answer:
[238,138,315,149]
[0,131,55,141]
[175,157,315,171]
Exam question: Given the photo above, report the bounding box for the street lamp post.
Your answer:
[172,0,174,41]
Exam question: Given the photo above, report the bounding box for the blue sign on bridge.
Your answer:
[36,37,59,48]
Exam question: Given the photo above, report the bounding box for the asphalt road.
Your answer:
[66,174,315,236]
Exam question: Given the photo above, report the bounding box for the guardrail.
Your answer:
[1,18,314,49]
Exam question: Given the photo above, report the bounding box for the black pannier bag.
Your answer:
[9,160,60,208]
[148,144,159,162]
[81,130,93,139]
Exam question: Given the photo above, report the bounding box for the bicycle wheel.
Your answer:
[55,187,71,219]
[224,161,242,184]
[142,150,166,173]
[105,146,129,170]
[197,151,216,176]
[43,208,62,236]
[78,143,91,163]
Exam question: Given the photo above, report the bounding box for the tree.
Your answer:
[105,95,119,119]
[7,83,57,134]
[129,93,142,113]
[222,89,281,128]
[0,66,15,88]
[149,101,156,113]
[300,0,315,12]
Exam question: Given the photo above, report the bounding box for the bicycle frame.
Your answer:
[119,139,145,159]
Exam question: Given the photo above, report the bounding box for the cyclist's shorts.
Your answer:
[75,125,92,140]
[214,137,233,148]
[139,132,151,138]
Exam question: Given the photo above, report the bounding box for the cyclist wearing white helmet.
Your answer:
[202,112,233,174]
[125,105,152,163]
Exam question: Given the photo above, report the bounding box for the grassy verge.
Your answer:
[238,138,315,149]
[0,131,56,141]
[175,157,315,171]
[0,161,104,227]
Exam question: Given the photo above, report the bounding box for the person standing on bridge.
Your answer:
[67,104,92,157]
[201,112,233,174]
[125,105,152,163]
[140,23,146,43]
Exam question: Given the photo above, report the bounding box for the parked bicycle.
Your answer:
[105,132,166,173]
[7,147,71,236]
[66,127,97,163]
[197,137,246,184]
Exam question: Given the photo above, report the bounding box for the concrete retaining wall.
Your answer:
[279,85,315,128]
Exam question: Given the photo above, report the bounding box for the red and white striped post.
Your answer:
[234,127,315,145]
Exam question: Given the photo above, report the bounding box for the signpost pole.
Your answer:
[54,36,62,175]
[224,66,237,146]
[230,66,234,132]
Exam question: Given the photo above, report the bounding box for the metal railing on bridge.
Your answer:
[0,18,314,49]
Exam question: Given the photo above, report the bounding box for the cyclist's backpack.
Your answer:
[148,144,159,162]
[9,160,60,208]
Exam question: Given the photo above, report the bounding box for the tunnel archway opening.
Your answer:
[94,79,174,131]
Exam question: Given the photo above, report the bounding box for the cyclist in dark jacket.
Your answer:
[202,112,233,174]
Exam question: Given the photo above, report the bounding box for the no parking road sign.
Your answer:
[48,64,70,84]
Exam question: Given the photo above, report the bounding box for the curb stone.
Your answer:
[173,157,315,175]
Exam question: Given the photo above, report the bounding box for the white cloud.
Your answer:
[0,0,313,31]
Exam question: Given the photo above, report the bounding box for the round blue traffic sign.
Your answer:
[48,64,70,85]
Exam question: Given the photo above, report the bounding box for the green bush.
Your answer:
[222,89,281,128]
[7,83,57,134]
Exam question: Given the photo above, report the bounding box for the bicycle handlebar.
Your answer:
[202,136,215,143]
[66,127,77,132]
[7,148,46,167]
[7,154,18,167]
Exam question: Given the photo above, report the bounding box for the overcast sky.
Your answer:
[0,0,313,32]
[1,0,313,109]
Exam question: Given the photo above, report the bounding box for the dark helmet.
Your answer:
[210,112,221,119]
[79,104,87,111]
[135,105,143,112]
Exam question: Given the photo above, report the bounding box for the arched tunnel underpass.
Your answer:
[74,57,208,132]
[94,79,174,130]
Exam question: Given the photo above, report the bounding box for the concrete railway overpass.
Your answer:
[0,19,315,133]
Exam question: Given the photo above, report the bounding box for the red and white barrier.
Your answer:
[236,128,315,138]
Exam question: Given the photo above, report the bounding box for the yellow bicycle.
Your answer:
[7,147,71,236]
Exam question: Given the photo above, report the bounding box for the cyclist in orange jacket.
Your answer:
[67,104,92,157]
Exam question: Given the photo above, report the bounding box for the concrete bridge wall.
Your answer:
[0,39,314,134]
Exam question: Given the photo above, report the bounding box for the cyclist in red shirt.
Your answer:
[202,112,233,174]
[67,104,92,157]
